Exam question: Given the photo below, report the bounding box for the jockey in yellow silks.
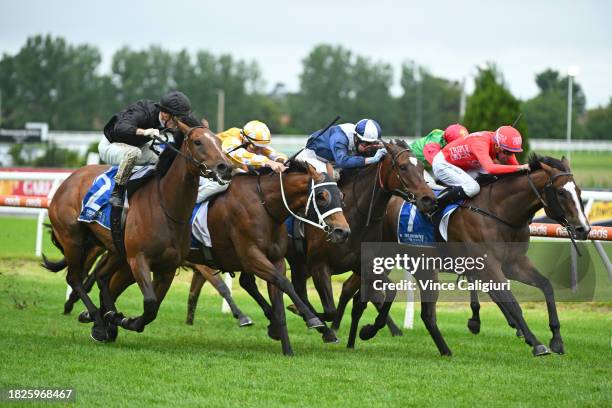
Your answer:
[196,120,288,203]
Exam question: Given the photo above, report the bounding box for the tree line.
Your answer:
[1,35,611,141]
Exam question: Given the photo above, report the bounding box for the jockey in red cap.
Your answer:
[432,125,529,208]
[409,124,468,188]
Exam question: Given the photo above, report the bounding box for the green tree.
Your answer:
[584,99,612,140]
[0,35,106,129]
[400,63,462,136]
[522,69,586,139]
[291,44,354,133]
[463,63,529,160]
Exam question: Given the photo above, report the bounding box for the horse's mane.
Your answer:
[155,115,200,177]
[528,153,567,172]
[338,139,409,187]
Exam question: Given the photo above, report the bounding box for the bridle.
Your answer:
[277,171,343,239]
[153,126,228,184]
[527,169,582,253]
[356,146,419,226]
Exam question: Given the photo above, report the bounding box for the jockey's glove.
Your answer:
[142,128,160,137]
[365,147,387,165]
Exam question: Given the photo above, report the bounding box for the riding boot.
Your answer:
[435,186,468,211]
[109,184,126,208]
[110,148,140,208]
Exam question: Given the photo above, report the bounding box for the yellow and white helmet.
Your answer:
[242,120,271,147]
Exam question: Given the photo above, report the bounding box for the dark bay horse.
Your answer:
[76,161,351,355]
[43,117,232,341]
[368,154,590,356]
[286,140,436,347]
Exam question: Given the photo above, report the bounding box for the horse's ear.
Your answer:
[561,156,570,169]
[201,118,210,128]
[305,163,323,181]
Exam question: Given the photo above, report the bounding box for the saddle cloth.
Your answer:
[77,165,155,230]
[397,192,461,244]
[190,201,212,248]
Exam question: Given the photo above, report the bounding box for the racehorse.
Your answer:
[71,160,351,355]
[340,154,589,356]
[285,140,436,347]
[43,117,233,341]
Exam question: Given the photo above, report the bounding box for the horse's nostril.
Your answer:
[333,228,350,241]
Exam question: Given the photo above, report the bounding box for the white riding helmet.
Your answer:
[242,120,271,147]
[354,119,382,142]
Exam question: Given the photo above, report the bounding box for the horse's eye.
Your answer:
[194,139,202,146]
[558,189,566,196]
[399,165,408,171]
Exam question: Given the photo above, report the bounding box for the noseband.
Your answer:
[380,148,418,203]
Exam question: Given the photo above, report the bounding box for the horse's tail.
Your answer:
[41,224,67,273]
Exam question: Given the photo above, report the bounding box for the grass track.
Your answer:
[1,258,611,407]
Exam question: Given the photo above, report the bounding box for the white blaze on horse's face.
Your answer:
[409,157,418,167]
[563,181,590,230]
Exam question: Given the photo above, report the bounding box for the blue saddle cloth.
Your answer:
[77,167,119,230]
[398,192,460,245]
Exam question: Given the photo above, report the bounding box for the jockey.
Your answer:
[100,90,192,208]
[196,120,288,203]
[432,125,530,208]
[410,123,468,188]
[295,118,386,173]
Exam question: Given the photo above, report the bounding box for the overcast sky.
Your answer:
[2,0,611,108]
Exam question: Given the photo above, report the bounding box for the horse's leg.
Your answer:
[61,233,108,341]
[115,254,158,333]
[503,256,564,354]
[186,267,206,325]
[268,260,293,356]
[416,270,452,356]
[239,272,279,339]
[196,265,253,327]
[309,262,337,322]
[359,272,398,341]
[331,273,360,331]
[68,247,105,318]
[347,290,367,349]
[372,301,403,337]
[243,250,324,330]
[492,293,524,338]
[286,253,309,316]
[481,260,550,356]
[93,254,126,342]
[467,288,481,335]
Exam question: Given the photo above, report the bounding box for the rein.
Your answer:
[256,174,283,224]
[153,126,226,183]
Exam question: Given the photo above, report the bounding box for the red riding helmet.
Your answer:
[443,124,469,144]
[493,126,523,152]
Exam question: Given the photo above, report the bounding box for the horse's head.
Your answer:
[302,162,351,243]
[176,118,233,183]
[380,140,436,214]
[530,155,591,240]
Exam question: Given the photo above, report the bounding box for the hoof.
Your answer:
[238,316,253,327]
[549,338,565,355]
[359,324,378,341]
[90,326,109,343]
[286,304,301,316]
[440,350,453,357]
[185,319,194,326]
[63,304,73,315]
[267,324,282,341]
[390,328,403,337]
[104,310,125,326]
[532,344,552,357]
[78,311,93,323]
[516,328,524,338]
[306,317,324,329]
[467,318,481,335]
[106,324,118,342]
[322,330,339,344]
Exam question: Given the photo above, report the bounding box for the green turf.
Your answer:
[0,259,610,407]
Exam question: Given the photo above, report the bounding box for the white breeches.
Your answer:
[197,177,230,203]
[432,151,480,197]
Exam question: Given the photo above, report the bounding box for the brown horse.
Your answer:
[76,160,351,355]
[43,116,232,341]
[286,140,436,347]
[338,154,590,356]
